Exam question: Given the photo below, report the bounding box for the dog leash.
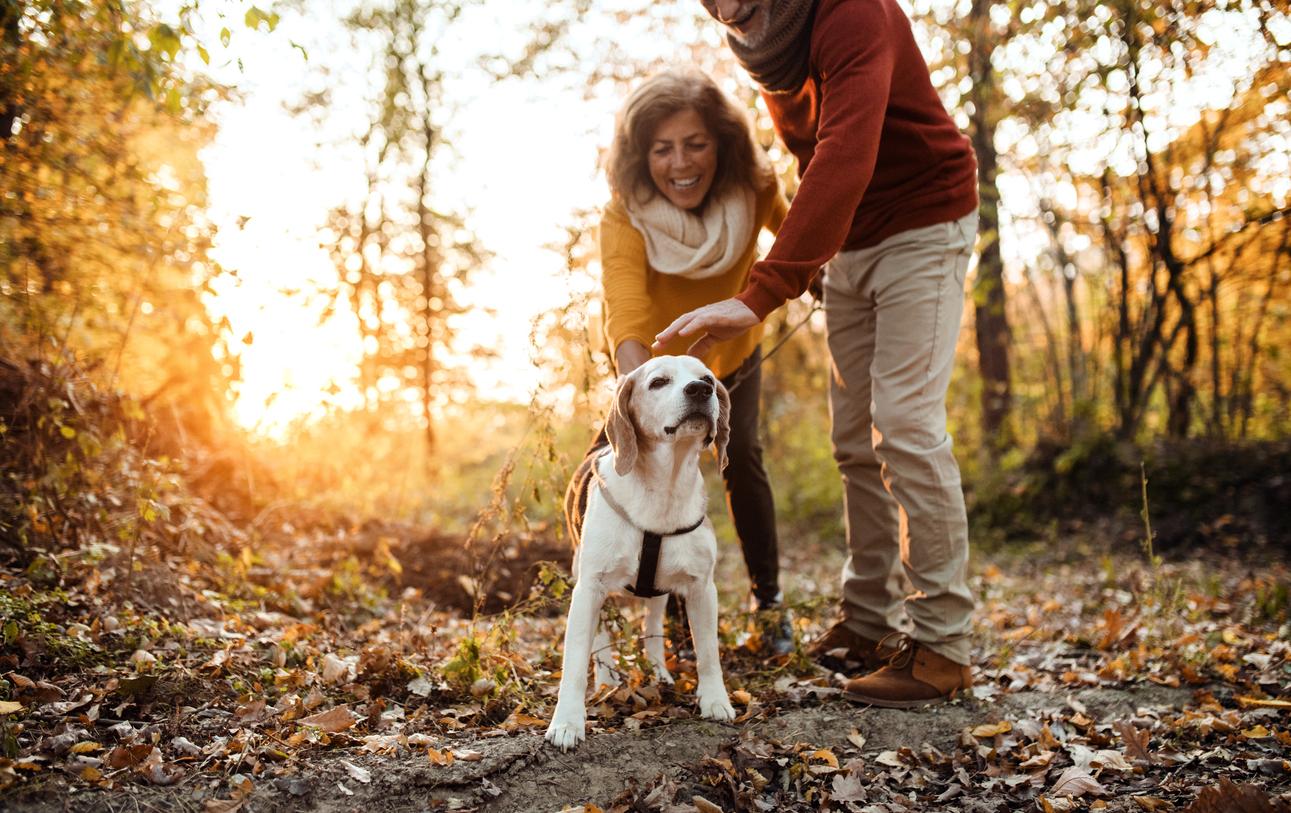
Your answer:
[723,301,822,396]
[589,456,706,599]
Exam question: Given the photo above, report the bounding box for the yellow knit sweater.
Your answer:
[600,180,789,380]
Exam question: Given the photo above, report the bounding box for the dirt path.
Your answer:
[8,684,1194,812]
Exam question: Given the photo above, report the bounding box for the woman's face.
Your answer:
[646,108,718,211]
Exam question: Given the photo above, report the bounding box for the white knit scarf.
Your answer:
[624,186,756,280]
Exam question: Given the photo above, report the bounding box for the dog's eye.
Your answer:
[649,377,670,390]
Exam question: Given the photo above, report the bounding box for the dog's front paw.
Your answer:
[698,691,736,722]
[654,667,675,686]
[544,716,586,750]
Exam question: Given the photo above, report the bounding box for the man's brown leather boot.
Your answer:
[807,621,893,674]
[842,634,971,708]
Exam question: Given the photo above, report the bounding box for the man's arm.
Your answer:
[735,0,897,319]
[656,1,897,351]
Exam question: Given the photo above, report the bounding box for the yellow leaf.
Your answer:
[731,689,752,705]
[427,747,455,766]
[79,766,103,781]
[501,710,547,731]
[0,701,23,715]
[807,749,838,768]
[1240,725,1272,739]
[972,721,1013,738]
[70,742,102,754]
[1236,695,1291,710]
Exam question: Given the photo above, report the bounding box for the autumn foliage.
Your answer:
[2,0,1290,810]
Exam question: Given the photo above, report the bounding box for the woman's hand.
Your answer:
[614,339,651,376]
[652,298,760,358]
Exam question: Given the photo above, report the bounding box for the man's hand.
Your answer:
[653,298,761,358]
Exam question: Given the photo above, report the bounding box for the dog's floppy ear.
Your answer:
[713,378,731,471]
[606,371,640,476]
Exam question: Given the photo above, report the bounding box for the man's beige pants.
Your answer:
[823,212,978,666]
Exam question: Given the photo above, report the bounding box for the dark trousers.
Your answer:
[720,348,781,605]
[583,351,781,603]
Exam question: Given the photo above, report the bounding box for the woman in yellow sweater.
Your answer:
[601,68,792,653]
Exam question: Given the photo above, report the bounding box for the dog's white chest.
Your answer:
[578,493,716,595]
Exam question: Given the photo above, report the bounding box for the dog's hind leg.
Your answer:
[545,581,605,750]
[591,623,620,690]
[643,594,674,685]
[685,581,736,722]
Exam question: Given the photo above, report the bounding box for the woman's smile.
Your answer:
[648,108,718,211]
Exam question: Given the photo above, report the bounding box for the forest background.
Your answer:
[1,0,1289,810]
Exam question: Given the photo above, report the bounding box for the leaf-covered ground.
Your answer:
[1,525,1289,812]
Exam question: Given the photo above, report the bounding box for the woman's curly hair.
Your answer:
[606,68,771,208]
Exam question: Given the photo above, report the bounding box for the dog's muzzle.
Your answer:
[664,409,716,444]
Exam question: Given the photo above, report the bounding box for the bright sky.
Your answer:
[192,1,634,432]
[182,0,1287,434]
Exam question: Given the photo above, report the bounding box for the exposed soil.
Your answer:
[5,684,1196,812]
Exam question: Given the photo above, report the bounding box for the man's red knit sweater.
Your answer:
[735,0,979,320]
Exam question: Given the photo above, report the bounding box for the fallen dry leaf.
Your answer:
[1049,767,1106,799]
[1235,696,1291,710]
[427,747,454,766]
[298,705,357,733]
[692,796,722,813]
[232,699,268,725]
[832,770,866,803]
[972,720,1013,738]
[1181,776,1291,813]
[342,760,371,784]
[1116,720,1153,764]
[501,709,546,732]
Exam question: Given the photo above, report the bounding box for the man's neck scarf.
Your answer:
[703,0,817,94]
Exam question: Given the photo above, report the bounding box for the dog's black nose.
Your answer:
[684,380,714,401]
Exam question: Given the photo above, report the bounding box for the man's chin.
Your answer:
[728,17,770,47]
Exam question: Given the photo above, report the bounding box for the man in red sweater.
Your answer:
[655,0,979,706]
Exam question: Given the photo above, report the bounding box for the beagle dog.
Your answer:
[545,355,737,751]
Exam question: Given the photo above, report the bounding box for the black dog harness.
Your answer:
[587,455,705,599]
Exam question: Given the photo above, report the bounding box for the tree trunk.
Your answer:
[417,159,437,458]
[0,2,21,143]
[967,0,1013,452]
[415,58,439,459]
